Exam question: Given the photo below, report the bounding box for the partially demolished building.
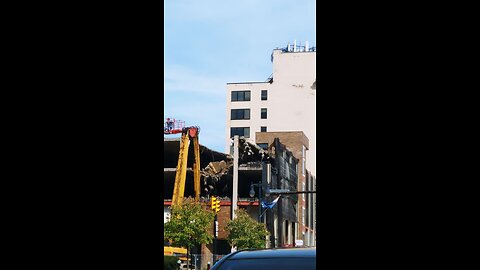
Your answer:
[164,136,300,266]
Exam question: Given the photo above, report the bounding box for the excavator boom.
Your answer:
[168,123,201,207]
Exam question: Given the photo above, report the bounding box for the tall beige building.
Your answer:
[225,42,316,175]
[225,43,316,176]
[225,42,316,245]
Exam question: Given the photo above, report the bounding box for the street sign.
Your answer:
[215,221,218,237]
[268,189,290,194]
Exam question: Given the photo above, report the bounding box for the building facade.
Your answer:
[256,131,316,246]
[225,43,316,176]
[225,42,316,245]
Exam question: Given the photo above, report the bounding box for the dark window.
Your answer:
[231,91,251,101]
[244,91,250,101]
[257,143,268,150]
[230,127,250,138]
[261,90,268,100]
[261,126,267,132]
[261,108,267,119]
[231,109,250,120]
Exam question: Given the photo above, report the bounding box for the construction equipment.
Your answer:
[164,118,185,134]
[164,118,201,207]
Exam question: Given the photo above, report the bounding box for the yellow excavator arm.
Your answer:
[171,127,201,207]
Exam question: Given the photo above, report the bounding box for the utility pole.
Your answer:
[249,182,263,222]
[211,196,220,264]
[261,162,267,223]
[258,184,262,222]
[213,213,218,264]
[232,135,239,220]
[264,162,276,248]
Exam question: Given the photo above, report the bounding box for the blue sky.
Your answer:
[164,0,316,152]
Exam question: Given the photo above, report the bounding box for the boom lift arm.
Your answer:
[164,118,201,207]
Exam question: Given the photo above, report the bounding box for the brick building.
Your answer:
[256,131,316,246]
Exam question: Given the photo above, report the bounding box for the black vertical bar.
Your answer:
[274,138,281,248]
[258,185,262,222]
[278,195,283,247]
[261,162,267,223]
[213,214,217,264]
[268,208,275,248]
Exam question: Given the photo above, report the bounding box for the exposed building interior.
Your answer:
[164,136,301,250]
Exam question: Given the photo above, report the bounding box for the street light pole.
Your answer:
[213,213,217,264]
[232,135,239,220]
[249,183,263,223]
[258,184,262,222]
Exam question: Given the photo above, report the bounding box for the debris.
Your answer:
[201,160,233,181]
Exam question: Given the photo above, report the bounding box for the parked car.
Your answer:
[210,247,316,270]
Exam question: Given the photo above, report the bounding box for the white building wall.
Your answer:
[225,82,272,152]
[225,46,316,246]
[225,48,316,176]
[268,49,316,176]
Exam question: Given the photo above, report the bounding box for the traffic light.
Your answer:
[211,196,217,211]
[215,198,220,213]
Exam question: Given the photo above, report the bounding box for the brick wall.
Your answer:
[255,131,310,239]
[255,131,309,160]
[206,202,259,239]
[216,203,231,239]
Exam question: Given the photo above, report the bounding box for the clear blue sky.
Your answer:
[164,0,316,152]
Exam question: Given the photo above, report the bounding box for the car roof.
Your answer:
[228,248,316,260]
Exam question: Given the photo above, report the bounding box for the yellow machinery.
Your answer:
[164,246,187,257]
[164,118,201,206]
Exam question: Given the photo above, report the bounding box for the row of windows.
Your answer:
[231,90,268,102]
[230,126,267,138]
[231,108,267,120]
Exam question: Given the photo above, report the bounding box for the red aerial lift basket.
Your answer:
[164,118,186,134]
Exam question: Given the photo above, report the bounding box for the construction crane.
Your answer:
[164,118,201,207]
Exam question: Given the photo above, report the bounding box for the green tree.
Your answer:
[164,256,178,270]
[225,208,270,250]
[164,198,215,269]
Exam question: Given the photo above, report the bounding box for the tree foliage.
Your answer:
[164,256,178,270]
[164,198,215,251]
[225,208,270,250]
